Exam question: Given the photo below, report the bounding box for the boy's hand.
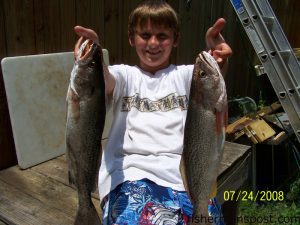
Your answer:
[206,18,232,69]
[74,25,116,97]
[74,26,100,45]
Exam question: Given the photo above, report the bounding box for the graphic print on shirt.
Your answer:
[121,93,188,112]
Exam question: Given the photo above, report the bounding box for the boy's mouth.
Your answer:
[146,50,161,56]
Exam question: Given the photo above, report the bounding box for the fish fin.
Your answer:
[68,170,76,186]
[215,111,226,134]
[66,87,80,122]
[224,105,228,128]
[208,182,218,198]
[74,203,101,225]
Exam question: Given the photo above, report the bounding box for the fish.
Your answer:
[66,37,106,225]
[181,51,227,223]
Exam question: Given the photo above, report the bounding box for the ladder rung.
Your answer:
[262,16,275,30]
[230,0,300,143]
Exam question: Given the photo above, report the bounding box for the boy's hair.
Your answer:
[128,0,179,39]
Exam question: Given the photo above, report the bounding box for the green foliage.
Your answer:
[257,90,266,110]
[287,174,300,203]
[237,175,300,225]
[238,202,300,225]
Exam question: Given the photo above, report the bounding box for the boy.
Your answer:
[75,1,232,224]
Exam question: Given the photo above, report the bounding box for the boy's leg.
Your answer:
[208,198,226,225]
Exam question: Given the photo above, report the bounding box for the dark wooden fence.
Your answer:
[0,0,299,169]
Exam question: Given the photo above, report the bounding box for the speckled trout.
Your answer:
[66,37,105,225]
[182,51,227,223]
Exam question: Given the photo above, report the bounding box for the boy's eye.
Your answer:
[157,33,168,40]
[139,32,170,41]
[140,33,150,39]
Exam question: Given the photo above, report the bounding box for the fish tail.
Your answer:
[74,202,101,225]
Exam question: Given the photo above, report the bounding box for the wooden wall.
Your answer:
[0,0,299,169]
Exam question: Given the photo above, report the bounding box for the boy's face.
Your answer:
[129,20,179,74]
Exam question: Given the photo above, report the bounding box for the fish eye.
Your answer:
[199,71,206,77]
[89,61,96,67]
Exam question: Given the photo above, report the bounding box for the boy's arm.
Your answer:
[74,26,116,97]
[205,18,232,76]
[103,64,116,99]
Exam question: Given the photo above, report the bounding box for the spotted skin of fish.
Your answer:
[182,51,227,225]
[66,37,106,225]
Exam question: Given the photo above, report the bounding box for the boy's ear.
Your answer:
[128,31,135,47]
[173,32,180,47]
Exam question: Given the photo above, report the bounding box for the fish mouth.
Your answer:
[199,52,215,71]
[74,37,96,61]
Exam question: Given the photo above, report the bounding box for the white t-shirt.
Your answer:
[98,64,194,201]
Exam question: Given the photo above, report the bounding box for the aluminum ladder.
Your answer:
[230,0,300,143]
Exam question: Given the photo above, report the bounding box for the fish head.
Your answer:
[191,51,227,112]
[70,37,104,97]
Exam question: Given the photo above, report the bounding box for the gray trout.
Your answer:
[182,51,227,223]
[66,37,105,225]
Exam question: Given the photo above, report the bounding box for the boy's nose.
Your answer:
[148,35,159,46]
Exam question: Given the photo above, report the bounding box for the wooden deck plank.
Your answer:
[0,179,73,225]
[31,155,100,199]
[0,165,101,225]
[30,155,69,187]
[219,141,251,177]
[0,166,78,217]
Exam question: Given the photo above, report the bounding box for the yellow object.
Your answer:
[226,117,253,135]
[245,118,276,143]
[243,126,259,144]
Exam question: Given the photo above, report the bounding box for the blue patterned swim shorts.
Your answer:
[208,198,225,225]
[101,179,225,225]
